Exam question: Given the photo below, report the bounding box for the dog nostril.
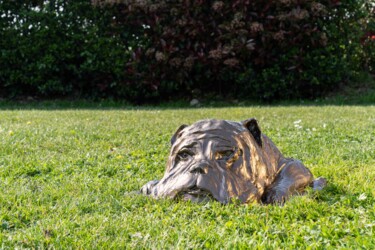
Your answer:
[192,168,205,174]
[190,164,208,174]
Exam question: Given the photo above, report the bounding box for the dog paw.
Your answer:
[261,189,288,205]
[140,180,159,195]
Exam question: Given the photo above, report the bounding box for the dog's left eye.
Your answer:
[215,150,234,161]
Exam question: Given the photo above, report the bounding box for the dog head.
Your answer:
[147,118,273,204]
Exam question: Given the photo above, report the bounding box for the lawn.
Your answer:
[0,105,374,248]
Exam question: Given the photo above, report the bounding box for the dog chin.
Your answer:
[178,186,214,203]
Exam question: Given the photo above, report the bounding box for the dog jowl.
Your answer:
[140,118,326,204]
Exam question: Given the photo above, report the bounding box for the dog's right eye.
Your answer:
[176,150,193,161]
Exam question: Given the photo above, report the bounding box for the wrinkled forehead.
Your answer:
[173,119,245,150]
[185,119,244,133]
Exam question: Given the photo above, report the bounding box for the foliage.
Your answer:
[0,0,129,98]
[93,0,374,101]
[360,2,375,74]
[0,0,374,101]
[0,105,374,248]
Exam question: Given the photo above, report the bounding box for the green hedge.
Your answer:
[0,0,374,102]
[0,0,129,99]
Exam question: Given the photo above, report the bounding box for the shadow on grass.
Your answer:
[0,95,374,111]
[311,182,374,208]
[311,182,348,204]
[1,72,374,110]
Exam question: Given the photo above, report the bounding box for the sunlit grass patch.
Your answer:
[0,105,374,248]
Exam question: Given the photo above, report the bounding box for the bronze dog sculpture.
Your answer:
[141,118,326,204]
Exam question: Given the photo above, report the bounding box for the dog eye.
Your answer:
[177,150,193,161]
[215,150,234,161]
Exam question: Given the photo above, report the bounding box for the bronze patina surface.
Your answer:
[141,118,326,204]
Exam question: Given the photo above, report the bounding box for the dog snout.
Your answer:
[190,162,210,174]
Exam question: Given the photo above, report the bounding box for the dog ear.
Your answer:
[170,124,188,145]
[242,118,262,147]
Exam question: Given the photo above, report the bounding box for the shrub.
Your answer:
[0,0,129,99]
[92,0,373,101]
[360,3,375,74]
[92,0,319,100]
[0,0,373,102]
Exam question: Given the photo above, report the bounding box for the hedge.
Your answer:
[0,0,374,102]
[0,0,128,99]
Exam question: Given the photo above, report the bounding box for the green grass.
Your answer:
[0,105,374,248]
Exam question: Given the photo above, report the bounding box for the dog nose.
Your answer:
[190,163,209,174]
